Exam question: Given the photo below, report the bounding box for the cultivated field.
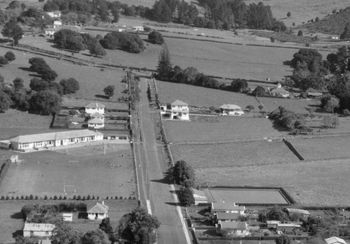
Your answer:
[0,143,135,198]
[196,158,350,205]
[165,117,282,143]
[0,47,127,101]
[0,199,138,243]
[289,135,350,161]
[245,0,350,27]
[170,140,298,168]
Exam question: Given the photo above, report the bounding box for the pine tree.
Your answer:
[157,44,172,80]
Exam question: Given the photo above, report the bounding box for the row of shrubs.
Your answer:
[0,195,137,201]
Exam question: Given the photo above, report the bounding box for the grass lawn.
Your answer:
[165,117,282,143]
[196,158,350,205]
[0,199,138,244]
[170,140,298,169]
[0,47,127,101]
[0,143,135,198]
[258,97,320,113]
[289,135,350,161]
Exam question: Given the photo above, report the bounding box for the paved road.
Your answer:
[135,79,189,244]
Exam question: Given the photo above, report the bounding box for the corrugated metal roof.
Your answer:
[10,130,103,144]
[23,222,55,232]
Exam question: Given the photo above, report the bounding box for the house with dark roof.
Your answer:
[8,129,103,152]
[87,201,109,220]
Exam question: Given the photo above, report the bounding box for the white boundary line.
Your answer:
[170,184,191,244]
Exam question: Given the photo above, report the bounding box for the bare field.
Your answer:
[170,140,298,169]
[290,135,350,161]
[0,144,135,198]
[196,158,350,205]
[0,47,127,101]
[165,117,282,143]
[0,199,137,244]
[245,0,350,27]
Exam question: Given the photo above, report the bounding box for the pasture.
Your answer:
[0,46,127,101]
[245,0,350,27]
[196,158,350,205]
[289,135,350,161]
[0,199,138,244]
[170,140,298,169]
[0,143,135,198]
[165,117,282,143]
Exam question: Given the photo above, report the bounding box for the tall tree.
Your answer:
[0,90,12,112]
[169,160,195,187]
[29,90,61,115]
[2,18,23,45]
[157,44,172,80]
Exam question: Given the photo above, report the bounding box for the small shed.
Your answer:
[62,213,73,222]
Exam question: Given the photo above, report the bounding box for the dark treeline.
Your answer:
[43,0,286,31]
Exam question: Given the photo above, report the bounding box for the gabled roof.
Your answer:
[171,100,188,106]
[87,202,109,214]
[286,208,310,215]
[219,221,247,230]
[23,222,55,232]
[325,237,347,244]
[270,87,290,95]
[86,102,105,109]
[10,130,103,144]
[88,118,104,124]
[215,212,240,220]
[220,104,242,110]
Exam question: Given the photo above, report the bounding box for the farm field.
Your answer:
[0,47,127,101]
[289,135,350,161]
[245,0,350,27]
[0,199,138,243]
[170,140,298,169]
[165,117,282,143]
[0,143,135,198]
[196,158,350,205]
[258,97,320,114]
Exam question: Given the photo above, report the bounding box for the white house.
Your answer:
[23,222,55,238]
[46,11,61,19]
[132,26,144,32]
[160,100,190,121]
[53,20,62,29]
[45,28,56,38]
[9,129,104,152]
[88,117,105,129]
[87,201,109,220]
[85,103,105,115]
[269,83,290,98]
[325,237,347,244]
[62,213,73,222]
[220,104,244,116]
[216,221,250,237]
[211,202,245,215]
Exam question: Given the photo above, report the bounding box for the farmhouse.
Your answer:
[325,237,347,244]
[286,208,310,219]
[8,129,104,152]
[216,221,250,237]
[220,104,244,116]
[132,26,144,32]
[267,220,301,233]
[211,202,245,215]
[88,117,105,129]
[46,11,61,19]
[87,201,109,220]
[53,20,62,29]
[160,100,190,121]
[23,222,55,238]
[85,103,105,115]
[44,28,55,38]
[269,83,290,98]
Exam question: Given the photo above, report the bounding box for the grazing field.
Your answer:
[0,200,138,244]
[207,188,289,205]
[170,140,298,168]
[245,0,350,27]
[158,80,259,107]
[258,97,320,113]
[165,117,282,143]
[0,47,127,101]
[289,135,350,161]
[196,158,350,205]
[0,144,135,198]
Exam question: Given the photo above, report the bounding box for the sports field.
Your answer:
[196,158,350,205]
[165,117,282,143]
[170,140,298,168]
[0,144,135,198]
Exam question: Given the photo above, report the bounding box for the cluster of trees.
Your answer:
[53,29,106,56]
[1,18,23,45]
[287,46,350,112]
[148,30,164,45]
[269,106,308,131]
[0,57,80,115]
[100,31,144,53]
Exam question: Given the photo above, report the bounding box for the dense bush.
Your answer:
[148,30,164,44]
[269,106,308,131]
[0,91,11,112]
[4,51,15,61]
[0,56,8,65]
[30,78,49,92]
[29,90,61,115]
[103,85,115,98]
[29,57,57,81]
[54,29,85,52]
[321,95,339,113]
[168,160,195,187]
[100,32,144,53]
[178,187,194,206]
[252,86,267,97]
[59,78,80,94]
